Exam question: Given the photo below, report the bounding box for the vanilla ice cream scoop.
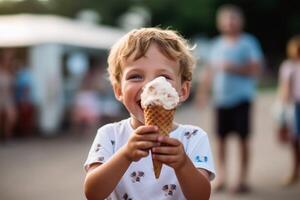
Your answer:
[141,76,179,110]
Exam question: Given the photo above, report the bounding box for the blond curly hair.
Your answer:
[107,27,196,86]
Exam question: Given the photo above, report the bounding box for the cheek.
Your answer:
[122,83,140,99]
[172,81,183,94]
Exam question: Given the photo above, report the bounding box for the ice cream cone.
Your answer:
[141,76,179,178]
[144,105,175,179]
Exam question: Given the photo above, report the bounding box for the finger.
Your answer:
[157,136,181,146]
[135,125,158,135]
[152,146,178,155]
[136,133,160,142]
[136,141,159,150]
[152,154,178,164]
[134,150,149,158]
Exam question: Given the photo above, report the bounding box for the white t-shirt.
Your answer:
[84,118,216,200]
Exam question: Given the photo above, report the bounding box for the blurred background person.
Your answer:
[71,59,103,135]
[15,55,36,137]
[0,48,17,143]
[70,55,124,136]
[195,4,264,193]
[275,35,300,186]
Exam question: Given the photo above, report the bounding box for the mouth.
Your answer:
[134,99,145,125]
[137,100,143,110]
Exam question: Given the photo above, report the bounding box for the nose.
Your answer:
[142,76,156,88]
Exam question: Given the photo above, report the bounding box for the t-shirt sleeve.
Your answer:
[246,35,263,62]
[186,129,216,181]
[84,126,114,171]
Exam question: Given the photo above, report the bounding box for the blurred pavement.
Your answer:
[1,91,300,200]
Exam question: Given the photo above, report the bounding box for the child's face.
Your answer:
[113,43,190,129]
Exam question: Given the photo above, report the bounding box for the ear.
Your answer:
[113,83,123,102]
[179,81,191,103]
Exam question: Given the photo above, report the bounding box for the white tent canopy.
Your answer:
[0,14,126,134]
[0,14,125,49]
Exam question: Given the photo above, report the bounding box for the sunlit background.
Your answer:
[0,0,300,199]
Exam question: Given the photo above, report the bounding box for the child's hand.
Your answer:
[151,136,187,171]
[123,125,159,162]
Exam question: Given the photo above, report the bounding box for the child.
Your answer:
[276,35,300,186]
[84,27,215,200]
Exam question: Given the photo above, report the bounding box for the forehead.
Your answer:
[123,43,179,71]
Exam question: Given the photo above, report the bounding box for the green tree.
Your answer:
[136,0,216,37]
[2,0,300,64]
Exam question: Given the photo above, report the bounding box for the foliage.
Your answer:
[1,0,300,63]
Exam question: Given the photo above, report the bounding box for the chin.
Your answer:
[130,114,145,127]
[138,117,145,125]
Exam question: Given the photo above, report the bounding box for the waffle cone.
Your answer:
[144,105,176,179]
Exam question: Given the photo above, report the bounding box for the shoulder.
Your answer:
[241,33,262,48]
[241,33,263,59]
[280,60,291,68]
[280,60,296,71]
[242,33,258,42]
[96,118,130,137]
[280,60,295,75]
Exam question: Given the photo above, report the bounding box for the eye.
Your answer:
[160,74,172,80]
[127,74,143,81]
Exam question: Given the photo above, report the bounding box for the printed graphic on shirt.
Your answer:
[195,155,208,163]
[97,156,105,162]
[95,144,101,152]
[111,140,115,152]
[184,129,198,139]
[130,171,145,183]
[122,193,133,200]
[111,140,115,146]
[162,184,177,196]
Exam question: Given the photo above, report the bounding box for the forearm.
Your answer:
[175,156,211,200]
[227,62,260,77]
[84,147,131,200]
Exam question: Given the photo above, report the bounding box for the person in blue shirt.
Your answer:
[196,4,263,193]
